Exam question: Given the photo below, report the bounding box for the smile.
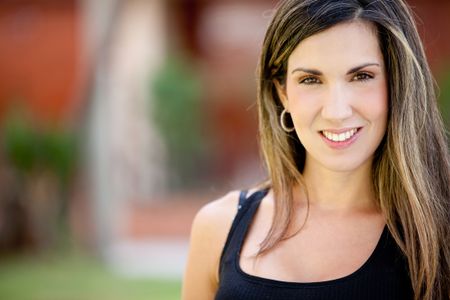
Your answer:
[321,128,359,142]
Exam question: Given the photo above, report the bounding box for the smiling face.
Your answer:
[276,20,388,174]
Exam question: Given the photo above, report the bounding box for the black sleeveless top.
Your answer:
[215,189,414,300]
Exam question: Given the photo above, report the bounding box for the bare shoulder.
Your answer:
[188,190,241,264]
[191,187,264,237]
[193,190,241,233]
[182,190,241,300]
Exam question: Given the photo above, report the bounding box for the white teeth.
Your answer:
[322,128,358,142]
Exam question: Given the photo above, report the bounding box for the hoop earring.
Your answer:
[280,109,295,132]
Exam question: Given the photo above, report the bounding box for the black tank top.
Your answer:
[215,189,414,300]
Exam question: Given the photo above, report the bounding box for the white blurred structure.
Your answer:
[106,238,189,279]
[82,0,167,255]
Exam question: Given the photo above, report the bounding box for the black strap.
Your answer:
[218,188,268,276]
[238,190,248,209]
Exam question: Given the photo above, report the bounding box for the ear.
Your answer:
[273,79,289,110]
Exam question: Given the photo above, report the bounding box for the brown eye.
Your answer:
[300,76,320,85]
[353,72,373,81]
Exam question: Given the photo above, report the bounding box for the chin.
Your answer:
[314,155,373,174]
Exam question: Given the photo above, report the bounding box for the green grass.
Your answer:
[0,253,181,300]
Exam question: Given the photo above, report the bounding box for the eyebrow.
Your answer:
[291,63,381,75]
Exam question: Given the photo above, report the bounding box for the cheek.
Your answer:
[286,87,322,123]
[360,84,388,123]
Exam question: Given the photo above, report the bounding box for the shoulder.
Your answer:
[190,188,266,239]
[192,190,241,234]
[188,190,242,265]
[182,190,241,299]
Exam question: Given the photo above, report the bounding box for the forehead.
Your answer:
[287,21,383,71]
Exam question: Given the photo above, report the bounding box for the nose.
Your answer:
[321,83,353,121]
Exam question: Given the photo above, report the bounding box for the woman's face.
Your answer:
[277,20,388,173]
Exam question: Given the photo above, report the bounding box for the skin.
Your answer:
[182,20,388,299]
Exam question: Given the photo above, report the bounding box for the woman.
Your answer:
[182,0,450,299]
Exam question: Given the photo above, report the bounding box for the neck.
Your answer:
[297,158,378,212]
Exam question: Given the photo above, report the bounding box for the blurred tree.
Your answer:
[151,55,206,190]
[438,67,450,139]
[3,113,38,173]
[0,106,78,252]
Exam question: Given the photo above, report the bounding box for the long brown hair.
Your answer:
[257,0,450,299]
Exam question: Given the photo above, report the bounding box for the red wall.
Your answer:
[0,0,82,126]
[411,0,450,76]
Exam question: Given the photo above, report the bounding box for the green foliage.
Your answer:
[39,129,78,184]
[2,108,78,183]
[151,56,205,188]
[2,111,39,172]
[438,68,450,134]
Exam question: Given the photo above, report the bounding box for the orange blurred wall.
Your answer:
[0,0,82,126]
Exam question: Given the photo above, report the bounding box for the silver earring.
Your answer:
[280,109,295,132]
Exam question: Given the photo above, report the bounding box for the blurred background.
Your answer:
[0,0,448,299]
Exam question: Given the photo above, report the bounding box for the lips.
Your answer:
[318,127,363,149]
[321,128,359,142]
